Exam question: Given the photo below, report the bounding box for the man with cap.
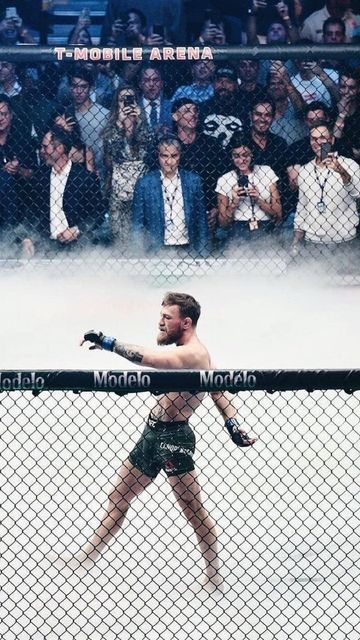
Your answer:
[171,59,216,105]
[201,63,243,148]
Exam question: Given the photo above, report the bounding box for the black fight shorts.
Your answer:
[128,415,196,478]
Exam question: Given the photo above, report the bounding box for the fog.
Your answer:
[1,260,359,370]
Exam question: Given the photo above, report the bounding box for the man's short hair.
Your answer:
[162,292,201,326]
[48,126,73,155]
[0,93,12,111]
[157,134,182,152]
[252,98,276,117]
[171,98,197,115]
[339,67,360,84]
[323,17,346,36]
[303,100,331,119]
[309,122,333,136]
[139,61,163,80]
[68,66,93,87]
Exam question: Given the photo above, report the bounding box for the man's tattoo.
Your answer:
[113,342,144,364]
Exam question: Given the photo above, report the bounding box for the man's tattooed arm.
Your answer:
[113,341,144,364]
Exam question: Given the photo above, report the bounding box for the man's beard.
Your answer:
[157,327,182,345]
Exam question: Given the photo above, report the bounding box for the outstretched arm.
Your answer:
[81,330,197,369]
[210,391,256,447]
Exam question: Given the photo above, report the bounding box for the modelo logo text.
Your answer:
[0,372,45,390]
[94,371,151,389]
[200,370,257,390]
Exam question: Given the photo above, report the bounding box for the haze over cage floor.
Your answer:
[1,265,359,640]
[1,265,360,369]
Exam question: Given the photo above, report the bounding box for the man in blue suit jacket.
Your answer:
[138,64,173,137]
[132,135,209,255]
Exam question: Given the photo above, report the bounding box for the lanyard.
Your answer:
[314,165,331,204]
[162,173,180,223]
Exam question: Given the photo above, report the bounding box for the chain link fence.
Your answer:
[0,369,359,639]
[0,44,359,280]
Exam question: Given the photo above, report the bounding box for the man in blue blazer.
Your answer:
[138,64,173,137]
[132,135,209,256]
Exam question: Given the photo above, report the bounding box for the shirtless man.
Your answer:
[75,292,256,592]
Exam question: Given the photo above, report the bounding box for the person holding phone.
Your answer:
[216,132,282,243]
[291,123,360,257]
[102,86,151,249]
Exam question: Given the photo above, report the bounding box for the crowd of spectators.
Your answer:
[0,0,360,268]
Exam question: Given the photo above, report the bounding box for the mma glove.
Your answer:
[225,418,254,447]
[83,330,116,352]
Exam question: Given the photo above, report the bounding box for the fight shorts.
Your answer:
[128,414,196,478]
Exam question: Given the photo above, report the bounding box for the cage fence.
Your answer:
[0,44,359,282]
[0,369,359,640]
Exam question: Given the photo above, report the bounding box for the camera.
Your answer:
[237,174,249,189]
[123,94,135,107]
[320,142,332,161]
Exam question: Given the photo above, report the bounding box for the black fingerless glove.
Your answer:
[83,330,116,351]
[225,418,254,447]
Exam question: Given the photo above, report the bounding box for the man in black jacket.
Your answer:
[25,126,104,255]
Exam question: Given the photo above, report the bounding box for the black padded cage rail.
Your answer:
[0,367,359,640]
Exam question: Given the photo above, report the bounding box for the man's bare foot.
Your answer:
[191,572,224,595]
[48,547,100,570]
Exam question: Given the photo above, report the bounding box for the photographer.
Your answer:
[216,131,282,244]
[0,6,35,45]
[291,123,360,258]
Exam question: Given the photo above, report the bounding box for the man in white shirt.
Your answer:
[291,123,360,259]
[132,135,209,255]
[24,126,104,255]
[300,0,360,43]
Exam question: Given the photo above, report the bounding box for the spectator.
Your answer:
[138,64,172,136]
[102,85,151,247]
[0,93,37,237]
[100,0,185,46]
[68,67,109,177]
[246,0,301,43]
[103,8,147,46]
[194,8,228,45]
[266,63,308,145]
[132,135,209,255]
[67,11,93,47]
[0,61,21,97]
[171,59,216,105]
[291,123,360,259]
[171,97,226,223]
[291,44,340,108]
[287,100,332,190]
[300,0,360,43]
[0,6,35,45]
[237,60,268,127]
[246,97,291,218]
[201,64,243,147]
[50,111,96,174]
[320,17,347,72]
[333,69,360,156]
[24,126,104,256]
[247,0,300,45]
[216,132,282,243]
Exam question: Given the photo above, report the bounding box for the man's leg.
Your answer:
[75,458,153,563]
[168,470,223,590]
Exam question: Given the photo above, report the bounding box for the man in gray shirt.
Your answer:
[68,67,109,178]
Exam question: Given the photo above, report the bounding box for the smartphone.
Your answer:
[237,174,249,188]
[320,142,332,161]
[205,9,220,27]
[123,94,135,107]
[5,6,18,19]
[152,24,164,37]
[118,11,128,24]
